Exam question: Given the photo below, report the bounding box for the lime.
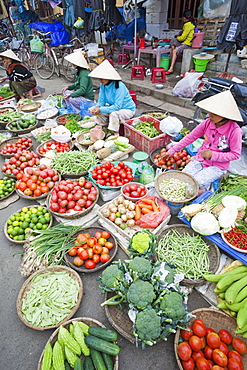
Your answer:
[24,215,30,220]
[36,223,43,230]
[7,219,13,225]
[13,236,19,240]
[15,212,21,218]
[17,228,24,235]
[38,206,44,211]
[7,227,13,233]
[17,234,25,241]
[29,223,35,229]
[10,215,16,221]
[42,224,48,229]
[13,226,20,231]
[31,216,38,224]
[36,211,43,216]
[31,208,38,214]
[22,207,29,213]
[10,229,18,237]
[22,222,29,229]
[19,216,24,221]
[12,221,19,227]
[39,217,47,225]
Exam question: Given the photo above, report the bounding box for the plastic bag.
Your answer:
[50,125,71,143]
[203,0,231,19]
[89,125,105,142]
[30,36,44,53]
[160,116,183,137]
[74,17,84,29]
[139,163,155,185]
[173,72,204,98]
[135,196,170,228]
[80,100,96,118]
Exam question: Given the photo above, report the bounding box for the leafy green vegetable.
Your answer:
[128,256,153,280]
[159,291,186,321]
[127,280,156,310]
[0,86,14,98]
[65,119,92,134]
[134,308,161,346]
[36,131,51,143]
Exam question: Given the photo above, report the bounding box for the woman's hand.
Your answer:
[0,77,7,83]
[200,149,212,159]
[62,87,68,93]
[90,106,100,115]
[63,93,71,99]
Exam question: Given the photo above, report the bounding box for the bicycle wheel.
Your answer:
[17,49,30,68]
[35,53,55,79]
[61,54,76,82]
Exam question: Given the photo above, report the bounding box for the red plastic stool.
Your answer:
[131,65,146,80]
[26,86,42,99]
[105,58,114,67]
[151,67,166,83]
[118,53,130,65]
[129,90,137,107]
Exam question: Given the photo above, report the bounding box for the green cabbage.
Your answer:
[191,212,220,235]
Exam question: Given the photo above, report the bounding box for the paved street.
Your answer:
[0,72,210,370]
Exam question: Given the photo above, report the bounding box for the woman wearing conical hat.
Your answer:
[62,51,94,113]
[166,90,243,193]
[88,59,136,133]
[0,49,37,100]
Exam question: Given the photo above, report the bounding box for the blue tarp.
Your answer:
[29,21,70,46]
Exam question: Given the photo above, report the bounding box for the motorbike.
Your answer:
[192,76,247,127]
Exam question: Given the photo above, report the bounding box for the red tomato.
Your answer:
[68,248,77,256]
[181,357,195,370]
[192,321,207,337]
[192,351,204,362]
[218,329,232,345]
[92,254,101,263]
[177,342,192,361]
[78,249,89,260]
[206,328,216,336]
[101,230,110,239]
[100,253,110,263]
[218,341,228,356]
[200,336,206,349]
[228,350,243,364]
[189,335,202,352]
[232,338,247,355]
[207,333,221,349]
[92,244,103,255]
[204,345,213,360]
[196,357,210,370]
[228,358,243,370]
[85,260,96,269]
[211,366,224,370]
[73,256,84,266]
[212,349,228,367]
[181,326,193,341]
[87,237,97,247]
[207,360,214,370]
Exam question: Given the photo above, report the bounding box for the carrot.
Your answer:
[141,198,154,205]
[134,205,141,221]
[151,200,159,212]
[138,203,153,210]
[141,207,153,214]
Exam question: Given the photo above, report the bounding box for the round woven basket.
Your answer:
[36,139,74,157]
[174,308,247,370]
[20,102,41,113]
[155,224,220,287]
[105,292,136,344]
[61,170,89,179]
[46,185,99,219]
[4,205,53,244]
[37,317,119,370]
[141,110,168,120]
[64,226,118,273]
[16,266,83,331]
[0,137,33,158]
[6,121,38,134]
[0,177,16,201]
[36,108,58,121]
[155,170,199,203]
[56,112,81,125]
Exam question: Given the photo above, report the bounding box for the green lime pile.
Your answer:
[6,206,51,241]
[0,177,16,198]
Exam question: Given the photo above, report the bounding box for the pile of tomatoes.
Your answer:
[37,141,71,155]
[68,230,113,269]
[177,318,247,370]
[0,137,32,155]
[153,148,191,170]
[15,164,59,197]
[91,161,134,187]
[1,151,40,176]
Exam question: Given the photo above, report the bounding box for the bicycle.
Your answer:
[32,30,57,79]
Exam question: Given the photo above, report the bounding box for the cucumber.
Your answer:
[83,357,95,370]
[101,352,114,370]
[85,335,120,356]
[88,327,117,342]
[216,272,247,290]
[91,348,107,370]
[74,357,83,370]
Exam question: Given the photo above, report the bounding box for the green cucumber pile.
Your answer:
[8,113,36,130]
[41,321,119,370]
[0,110,22,124]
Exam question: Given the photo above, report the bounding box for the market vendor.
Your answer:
[0,49,37,100]
[166,90,243,193]
[62,51,94,114]
[88,59,136,134]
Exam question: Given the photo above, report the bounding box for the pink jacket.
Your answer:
[167,118,242,170]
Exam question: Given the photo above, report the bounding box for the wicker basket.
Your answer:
[36,139,74,157]
[46,186,99,219]
[141,110,168,120]
[37,317,119,370]
[6,121,38,134]
[16,266,83,331]
[0,137,33,158]
[0,177,16,201]
[36,108,58,121]
[174,308,247,370]
[20,102,41,113]
[56,112,81,125]
[4,205,53,244]
[64,226,118,273]
[61,170,89,179]
[155,170,199,203]
[155,224,220,287]
[105,292,136,344]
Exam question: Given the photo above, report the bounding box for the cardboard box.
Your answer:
[146,12,168,25]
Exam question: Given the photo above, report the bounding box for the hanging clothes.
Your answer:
[88,0,105,32]
[104,0,123,29]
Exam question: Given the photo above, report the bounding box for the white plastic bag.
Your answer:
[160,116,183,137]
[173,72,204,98]
[50,125,71,143]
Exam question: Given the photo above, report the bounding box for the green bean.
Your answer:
[156,229,210,280]
[52,150,98,174]
[135,121,160,138]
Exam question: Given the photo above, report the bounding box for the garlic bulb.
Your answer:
[118,205,126,214]
[123,199,130,207]
[108,204,117,213]
[128,202,136,211]
[117,195,125,204]
[126,211,135,219]
[121,214,127,222]
[102,209,110,218]
[115,217,122,226]
[109,213,116,222]
[127,219,135,227]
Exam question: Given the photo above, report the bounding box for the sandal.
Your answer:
[165,71,174,75]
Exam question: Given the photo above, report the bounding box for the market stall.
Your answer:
[0,89,247,370]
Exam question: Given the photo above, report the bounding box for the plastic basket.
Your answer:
[123,115,171,154]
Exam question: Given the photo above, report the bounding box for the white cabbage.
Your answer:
[218,206,238,229]
[191,212,220,235]
[222,195,246,211]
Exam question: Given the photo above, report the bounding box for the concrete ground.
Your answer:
[0,71,211,370]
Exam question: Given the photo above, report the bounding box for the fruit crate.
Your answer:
[123,115,171,154]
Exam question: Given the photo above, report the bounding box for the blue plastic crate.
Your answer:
[177,191,247,265]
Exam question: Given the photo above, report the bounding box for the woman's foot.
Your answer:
[165,70,174,75]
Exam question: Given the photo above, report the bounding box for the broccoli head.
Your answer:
[128,256,153,279]
[134,308,161,345]
[160,291,186,321]
[127,280,156,309]
[101,265,123,290]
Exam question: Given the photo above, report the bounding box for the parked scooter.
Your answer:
[192,76,247,126]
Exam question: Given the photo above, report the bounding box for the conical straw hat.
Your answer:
[196,90,243,122]
[64,51,89,69]
[89,59,122,80]
[0,49,20,62]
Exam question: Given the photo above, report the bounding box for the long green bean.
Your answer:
[156,229,210,280]
[52,150,98,174]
